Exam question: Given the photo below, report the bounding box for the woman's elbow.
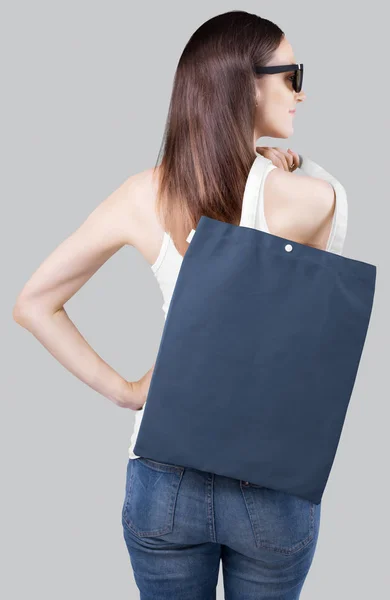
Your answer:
[12,295,54,327]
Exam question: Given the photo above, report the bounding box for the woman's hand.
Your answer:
[256,146,300,172]
[119,363,155,411]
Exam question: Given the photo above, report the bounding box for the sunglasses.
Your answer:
[254,63,304,93]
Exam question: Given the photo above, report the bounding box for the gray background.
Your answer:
[2,1,388,598]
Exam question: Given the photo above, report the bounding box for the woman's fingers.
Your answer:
[274,148,291,171]
[256,146,299,171]
[287,148,300,171]
[256,146,284,169]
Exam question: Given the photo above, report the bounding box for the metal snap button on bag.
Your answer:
[134,153,377,505]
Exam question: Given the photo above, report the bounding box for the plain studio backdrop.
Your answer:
[1,1,388,598]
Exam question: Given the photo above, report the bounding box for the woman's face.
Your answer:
[254,36,306,142]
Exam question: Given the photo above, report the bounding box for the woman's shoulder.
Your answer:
[123,165,166,266]
[263,166,337,250]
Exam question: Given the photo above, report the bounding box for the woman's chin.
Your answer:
[268,124,294,139]
[278,126,294,139]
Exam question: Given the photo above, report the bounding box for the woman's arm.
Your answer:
[13,175,148,411]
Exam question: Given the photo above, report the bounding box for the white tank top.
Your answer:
[127,154,348,459]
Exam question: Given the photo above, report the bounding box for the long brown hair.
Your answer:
[152,10,284,255]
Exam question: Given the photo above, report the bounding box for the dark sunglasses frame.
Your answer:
[254,63,304,93]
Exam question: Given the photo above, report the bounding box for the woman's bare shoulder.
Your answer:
[122,165,166,264]
[263,167,336,250]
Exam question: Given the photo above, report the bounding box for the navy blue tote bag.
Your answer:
[133,153,377,505]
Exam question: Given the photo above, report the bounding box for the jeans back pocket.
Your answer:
[240,482,319,555]
[122,457,184,537]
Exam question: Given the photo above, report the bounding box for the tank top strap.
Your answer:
[239,154,277,228]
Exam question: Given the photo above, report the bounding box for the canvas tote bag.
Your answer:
[133,153,377,505]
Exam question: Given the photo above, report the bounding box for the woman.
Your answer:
[13,10,339,600]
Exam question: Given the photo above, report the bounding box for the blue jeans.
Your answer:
[121,457,321,599]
